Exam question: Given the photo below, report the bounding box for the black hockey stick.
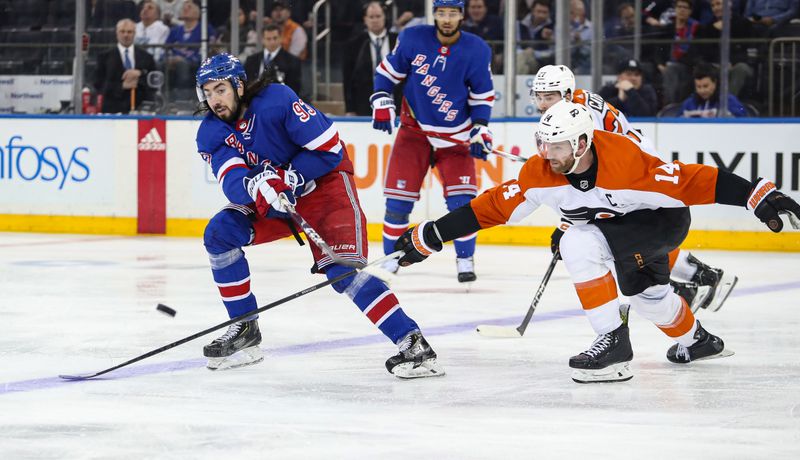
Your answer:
[278,194,361,268]
[59,250,403,381]
[476,250,559,338]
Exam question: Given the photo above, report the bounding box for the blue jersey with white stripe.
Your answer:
[196,83,344,204]
[375,25,494,135]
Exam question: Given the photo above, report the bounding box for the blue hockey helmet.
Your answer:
[433,0,464,10]
[195,53,247,102]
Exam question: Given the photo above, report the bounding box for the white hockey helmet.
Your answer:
[531,65,576,100]
[536,100,594,174]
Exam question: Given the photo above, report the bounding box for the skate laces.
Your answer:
[215,322,242,342]
[674,344,690,361]
[398,333,425,356]
[584,333,613,358]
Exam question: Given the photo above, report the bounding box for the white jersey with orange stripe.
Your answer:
[468,130,719,230]
[572,88,657,154]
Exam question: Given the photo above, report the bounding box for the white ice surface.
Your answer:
[1,233,799,459]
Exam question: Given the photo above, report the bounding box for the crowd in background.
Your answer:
[1,0,798,116]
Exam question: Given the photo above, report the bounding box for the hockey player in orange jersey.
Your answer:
[393,100,800,383]
[531,64,738,314]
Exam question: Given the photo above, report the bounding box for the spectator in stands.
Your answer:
[219,7,259,61]
[678,63,747,117]
[518,0,554,74]
[343,1,398,116]
[393,0,426,32]
[605,2,638,65]
[656,0,702,104]
[165,1,216,99]
[696,0,754,97]
[244,24,302,96]
[268,0,308,60]
[746,0,799,31]
[136,0,170,63]
[95,19,156,114]
[159,0,185,27]
[598,59,660,117]
[463,0,503,41]
[569,0,592,74]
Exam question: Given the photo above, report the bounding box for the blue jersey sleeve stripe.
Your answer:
[216,157,247,183]
[469,89,495,99]
[376,60,405,84]
[303,125,342,152]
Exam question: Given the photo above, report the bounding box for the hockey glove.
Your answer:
[394,220,443,267]
[370,91,396,134]
[469,122,493,160]
[747,178,800,232]
[244,163,306,219]
[550,221,571,259]
[550,228,564,259]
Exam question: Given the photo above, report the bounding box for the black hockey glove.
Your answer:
[747,178,800,233]
[550,227,564,260]
[394,220,443,267]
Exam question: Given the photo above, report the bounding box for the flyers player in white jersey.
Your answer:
[531,64,737,314]
[393,100,800,383]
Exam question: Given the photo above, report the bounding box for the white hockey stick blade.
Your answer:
[475,324,523,338]
[361,264,398,285]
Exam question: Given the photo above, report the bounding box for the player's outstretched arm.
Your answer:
[395,206,482,266]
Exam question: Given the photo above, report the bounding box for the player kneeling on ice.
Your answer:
[194,53,443,378]
[394,100,800,383]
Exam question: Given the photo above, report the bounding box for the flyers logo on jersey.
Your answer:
[561,206,624,222]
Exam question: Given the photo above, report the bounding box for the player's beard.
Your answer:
[435,19,462,38]
[549,156,575,175]
[213,99,240,123]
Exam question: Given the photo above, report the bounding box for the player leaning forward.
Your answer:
[370,0,495,282]
[394,100,800,383]
[532,64,737,313]
[194,53,443,378]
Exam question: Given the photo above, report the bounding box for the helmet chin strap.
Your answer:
[563,145,587,175]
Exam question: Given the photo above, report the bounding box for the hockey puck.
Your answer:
[156,304,177,317]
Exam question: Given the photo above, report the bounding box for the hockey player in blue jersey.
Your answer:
[370,0,495,283]
[194,53,443,378]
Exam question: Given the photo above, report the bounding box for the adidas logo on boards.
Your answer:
[138,127,166,151]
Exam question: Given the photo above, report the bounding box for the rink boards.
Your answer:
[0,115,799,251]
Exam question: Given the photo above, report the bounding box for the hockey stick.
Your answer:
[59,250,403,381]
[476,250,559,338]
[278,194,360,268]
[400,123,530,163]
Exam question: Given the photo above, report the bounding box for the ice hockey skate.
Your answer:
[456,256,477,283]
[203,319,264,371]
[688,255,738,312]
[670,281,713,313]
[570,322,634,384]
[667,321,734,363]
[385,331,445,379]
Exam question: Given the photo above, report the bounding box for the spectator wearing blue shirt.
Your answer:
[678,63,747,117]
[165,1,217,99]
[745,0,799,31]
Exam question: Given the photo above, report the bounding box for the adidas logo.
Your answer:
[138,127,166,151]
